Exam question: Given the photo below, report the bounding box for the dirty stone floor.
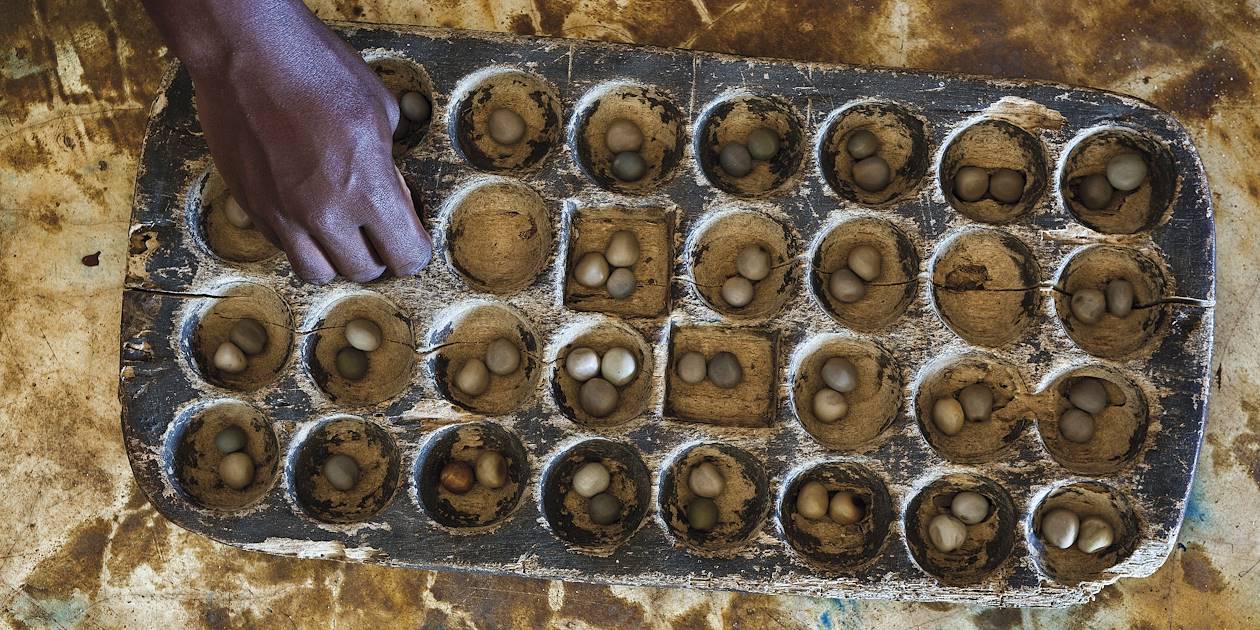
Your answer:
[2,1,1259,628]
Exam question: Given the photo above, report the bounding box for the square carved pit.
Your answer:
[562,204,674,318]
[664,323,779,427]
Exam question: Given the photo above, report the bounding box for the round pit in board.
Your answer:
[571,82,685,193]
[817,100,930,205]
[1029,481,1141,582]
[191,169,279,263]
[186,281,294,392]
[429,301,540,415]
[303,291,414,406]
[1060,127,1177,234]
[440,177,552,294]
[688,209,796,320]
[939,118,1048,223]
[778,462,894,569]
[551,319,653,426]
[695,92,805,196]
[790,334,903,452]
[1037,366,1149,475]
[1053,245,1170,358]
[364,53,434,156]
[810,216,919,331]
[540,439,652,549]
[290,416,400,523]
[168,399,279,510]
[448,67,563,173]
[415,422,529,529]
[914,352,1029,463]
[929,227,1041,347]
[658,443,770,553]
[904,474,1017,584]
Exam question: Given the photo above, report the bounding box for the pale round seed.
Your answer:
[847,245,882,282]
[958,383,994,422]
[746,127,780,161]
[606,267,637,299]
[932,397,965,436]
[611,151,647,182]
[605,118,644,153]
[821,357,858,393]
[589,492,623,526]
[1059,409,1096,443]
[600,346,638,387]
[1041,508,1080,549]
[574,252,611,288]
[475,450,508,489]
[1079,173,1114,210]
[579,378,619,417]
[845,129,879,160]
[487,108,526,145]
[687,461,725,498]
[687,497,719,531]
[928,514,968,553]
[829,491,864,525]
[565,347,601,382]
[1076,516,1115,553]
[954,166,989,202]
[720,275,755,308]
[1069,377,1109,414]
[950,491,990,525]
[1106,279,1135,318]
[454,358,490,396]
[796,481,829,520]
[335,347,368,380]
[344,318,382,352]
[736,245,771,281]
[605,230,640,267]
[218,452,254,490]
[852,156,890,192]
[988,168,1025,204]
[812,388,849,424]
[229,318,268,356]
[485,337,521,376]
[1106,152,1147,192]
[573,461,611,498]
[214,425,247,454]
[707,352,743,389]
[400,91,431,123]
[223,195,253,229]
[676,351,707,384]
[1071,288,1107,325]
[828,268,866,303]
[718,142,752,177]
[323,454,360,491]
[213,341,247,374]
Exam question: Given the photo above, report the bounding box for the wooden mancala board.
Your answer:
[119,24,1215,606]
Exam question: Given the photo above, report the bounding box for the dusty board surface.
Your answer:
[119,24,1214,606]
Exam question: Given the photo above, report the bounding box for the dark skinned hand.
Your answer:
[142,0,432,283]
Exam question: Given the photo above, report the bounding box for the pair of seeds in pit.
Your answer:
[1040,508,1115,554]
[574,230,640,299]
[454,337,523,397]
[795,481,865,525]
[685,461,726,532]
[717,127,781,178]
[845,129,892,192]
[674,350,743,389]
[812,356,858,424]
[439,450,510,494]
[1059,376,1111,444]
[1071,278,1135,325]
[213,318,270,375]
[931,383,995,436]
[720,245,772,308]
[334,318,385,381]
[392,91,432,141]
[606,119,649,182]
[572,461,624,526]
[1077,152,1149,210]
[565,346,639,417]
[954,166,1026,204]
[927,491,992,552]
[214,425,255,490]
[828,244,884,304]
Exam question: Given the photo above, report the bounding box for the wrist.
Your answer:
[141,0,310,75]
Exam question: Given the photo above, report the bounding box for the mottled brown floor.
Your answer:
[2,0,1258,628]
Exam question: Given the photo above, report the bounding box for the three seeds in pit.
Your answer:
[574,230,641,300]
[565,346,640,418]
[717,127,781,178]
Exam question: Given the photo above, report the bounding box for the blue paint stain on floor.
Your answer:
[821,598,860,629]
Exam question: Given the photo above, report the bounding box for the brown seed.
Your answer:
[440,460,475,494]
[847,245,882,282]
[1068,377,1109,414]
[1079,173,1114,210]
[954,166,989,202]
[829,491,864,525]
[957,383,994,422]
[1059,409,1096,443]
[932,398,965,436]
[988,168,1025,203]
[852,156,891,192]
[707,352,743,389]
[845,129,879,160]
[796,481,829,520]
[1071,288,1107,324]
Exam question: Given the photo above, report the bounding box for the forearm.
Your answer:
[140,0,317,74]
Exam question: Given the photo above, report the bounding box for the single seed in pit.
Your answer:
[600,346,638,387]
[611,151,647,182]
[487,108,526,146]
[1041,508,1080,549]
[718,142,753,178]
[323,453,360,491]
[828,268,866,303]
[988,168,1025,204]
[588,492,623,526]
[1077,516,1115,553]
[484,337,521,376]
[1071,288,1107,325]
[606,267,637,299]
[1106,152,1147,192]
[675,351,707,384]
[1079,173,1114,210]
[736,245,771,281]
[845,129,879,160]
[686,497,719,531]
[579,378,619,418]
[228,319,267,356]
[605,230,640,267]
[1069,377,1109,414]
[565,347,601,382]
[812,388,849,424]
[795,480,829,520]
[720,275,755,308]
[1106,279,1135,318]
[574,252,611,288]
[928,513,968,553]
[335,346,369,381]
[830,491,864,525]
[454,358,490,396]
[821,357,858,393]
[344,318,382,352]
[439,460,474,494]
[223,196,253,229]
[399,91,431,123]
[958,384,994,422]
[573,461,611,498]
[950,491,990,525]
[687,461,725,498]
[847,245,882,282]
[852,156,891,192]
[475,450,508,489]
[707,352,743,389]
[214,425,247,454]
[746,127,780,161]
[1059,409,1096,443]
[604,118,644,153]
[954,166,989,202]
[932,397,965,436]
[213,341,247,374]
[218,452,254,490]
